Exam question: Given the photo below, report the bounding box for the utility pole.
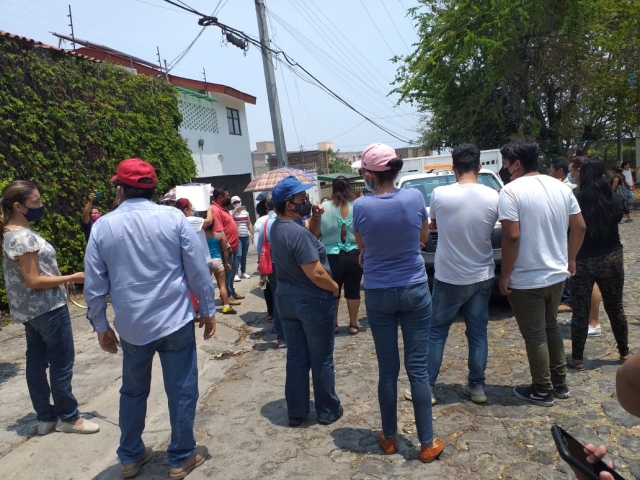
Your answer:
[67,5,76,49]
[255,0,288,167]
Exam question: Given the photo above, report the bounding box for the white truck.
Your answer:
[397,149,502,183]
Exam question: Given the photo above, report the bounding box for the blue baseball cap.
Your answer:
[272,176,315,204]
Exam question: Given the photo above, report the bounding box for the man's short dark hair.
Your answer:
[274,201,287,215]
[550,157,569,176]
[116,181,155,200]
[452,143,480,174]
[500,138,540,173]
[212,187,226,201]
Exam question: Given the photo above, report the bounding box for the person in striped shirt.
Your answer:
[231,196,253,281]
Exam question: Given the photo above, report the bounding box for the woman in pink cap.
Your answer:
[353,143,444,463]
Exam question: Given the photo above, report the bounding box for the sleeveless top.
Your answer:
[207,236,222,259]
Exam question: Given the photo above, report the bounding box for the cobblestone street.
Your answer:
[1,221,640,479]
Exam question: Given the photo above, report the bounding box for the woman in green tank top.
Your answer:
[309,177,363,335]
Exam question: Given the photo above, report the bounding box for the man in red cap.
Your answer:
[84,158,216,479]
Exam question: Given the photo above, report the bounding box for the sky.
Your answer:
[1,0,423,154]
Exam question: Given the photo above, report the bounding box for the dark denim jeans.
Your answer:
[237,236,250,275]
[365,281,433,445]
[428,278,493,389]
[225,250,239,296]
[24,305,79,422]
[276,294,341,423]
[118,322,198,468]
[268,267,284,341]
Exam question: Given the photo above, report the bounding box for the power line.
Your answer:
[283,2,418,118]
[398,0,418,35]
[132,0,193,15]
[378,0,410,51]
[157,0,412,142]
[267,6,416,128]
[357,0,395,56]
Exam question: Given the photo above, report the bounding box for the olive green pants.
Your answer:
[508,281,567,392]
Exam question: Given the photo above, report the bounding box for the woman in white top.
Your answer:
[1,180,99,435]
[231,196,253,281]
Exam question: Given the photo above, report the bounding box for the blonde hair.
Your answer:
[0,180,38,247]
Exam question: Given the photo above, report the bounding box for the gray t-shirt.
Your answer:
[270,219,332,299]
[2,228,67,323]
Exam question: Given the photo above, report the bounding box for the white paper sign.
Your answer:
[175,184,211,211]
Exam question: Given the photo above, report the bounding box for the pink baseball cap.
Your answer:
[361,143,398,171]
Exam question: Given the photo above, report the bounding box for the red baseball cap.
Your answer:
[110,158,157,188]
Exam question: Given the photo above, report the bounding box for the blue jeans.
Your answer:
[237,236,250,275]
[24,305,79,422]
[428,278,493,389]
[225,250,239,296]
[365,281,433,445]
[268,267,284,341]
[118,322,198,468]
[277,294,341,423]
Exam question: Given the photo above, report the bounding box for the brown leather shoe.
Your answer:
[420,439,444,463]
[233,294,246,300]
[228,298,241,306]
[377,432,397,455]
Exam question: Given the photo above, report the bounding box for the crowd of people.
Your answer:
[0,141,637,477]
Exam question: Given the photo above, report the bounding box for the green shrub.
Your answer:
[0,37,196,307]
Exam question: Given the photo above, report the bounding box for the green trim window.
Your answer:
[227,107,241,135]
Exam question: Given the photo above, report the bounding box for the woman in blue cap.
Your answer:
[269,176,343,426]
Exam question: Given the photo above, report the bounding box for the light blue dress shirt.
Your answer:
[84,198,216,345]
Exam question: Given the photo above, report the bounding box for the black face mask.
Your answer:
[291,199,312,218]
[499,167,512,185]
[223,197,231,207]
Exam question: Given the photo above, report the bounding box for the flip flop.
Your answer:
[348,326,360,335]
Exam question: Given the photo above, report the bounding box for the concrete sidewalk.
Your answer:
[2,240,640,479]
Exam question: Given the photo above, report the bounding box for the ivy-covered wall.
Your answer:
[0,36,196,306]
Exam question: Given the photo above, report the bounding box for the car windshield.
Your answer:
[401,172,502,207]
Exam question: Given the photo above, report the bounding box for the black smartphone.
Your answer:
[552,426,626,480]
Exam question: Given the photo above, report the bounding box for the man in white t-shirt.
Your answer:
[499,139,585,407]
[426,143,499,405]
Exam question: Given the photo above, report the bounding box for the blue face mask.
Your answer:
[24,205,45,222]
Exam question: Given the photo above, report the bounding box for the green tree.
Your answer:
[0,37,196,305]
[327,148,353,173]
[393,0,640,157]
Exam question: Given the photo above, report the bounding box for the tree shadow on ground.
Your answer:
[330,427,419,459]
[0,361,20,384]
[260,398,320,428]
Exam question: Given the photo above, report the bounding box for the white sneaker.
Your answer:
[55,418,100,434]
[241,273,251,279]
[462,384,487,404]
[234,275,241,282]
[588,325,602,337]
[38,420,57,435]
[566,317,572,325]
